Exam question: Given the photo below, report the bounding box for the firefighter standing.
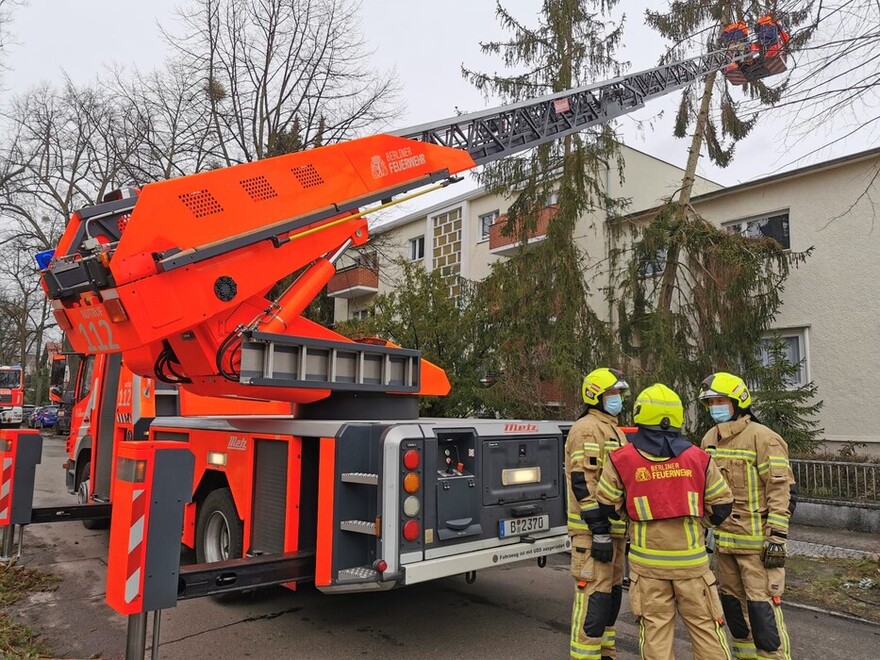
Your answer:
[565,368,629,659]
[592,383,734,659]
[699,373,795,660]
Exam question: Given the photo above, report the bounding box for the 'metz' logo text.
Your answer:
[228,436,247,451]
[504,423,539,433]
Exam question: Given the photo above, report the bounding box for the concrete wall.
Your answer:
[794,499,880,534]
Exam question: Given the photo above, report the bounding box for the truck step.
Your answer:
[337,566,379,582]
[340,520,377,535]
[239,331,421,392]
[341,472,379,485]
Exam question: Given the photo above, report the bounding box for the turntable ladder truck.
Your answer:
[0,41,789,659]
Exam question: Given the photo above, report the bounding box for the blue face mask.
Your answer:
[710,405,733,424]
[603,394,623,416]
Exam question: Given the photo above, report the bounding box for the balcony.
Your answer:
[327,264,379,299]
[489,205,557,256]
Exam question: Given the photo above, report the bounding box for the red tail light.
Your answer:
[402,520,420,542]
[403,449,420,470]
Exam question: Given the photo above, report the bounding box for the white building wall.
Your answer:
[691,154,880,446]
[332,145,880,447]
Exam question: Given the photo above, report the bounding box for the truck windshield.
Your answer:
[0,370,22,389]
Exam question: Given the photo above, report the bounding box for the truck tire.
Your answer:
[196,488,244,564]
[78,461,108,530]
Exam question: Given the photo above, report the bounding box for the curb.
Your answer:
[783,599,880,627]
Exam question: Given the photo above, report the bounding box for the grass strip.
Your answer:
[785,556,880,623]
[0,563,60,658]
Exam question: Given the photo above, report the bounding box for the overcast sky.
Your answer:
[3,1,874,215]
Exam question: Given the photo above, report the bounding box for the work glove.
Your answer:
[591,533,613,563]
[761,540,786,569]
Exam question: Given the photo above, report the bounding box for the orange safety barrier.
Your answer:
[106,441,193,615]
[0,429,42,528]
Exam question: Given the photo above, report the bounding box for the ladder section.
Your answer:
[238,331,420,392]
[395,50,737,166]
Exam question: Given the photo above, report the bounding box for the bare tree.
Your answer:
[3,80,134,223]
[0,239,54,402]
[0,78,135,397]
[163,0,399,165]
[109,62,218,182]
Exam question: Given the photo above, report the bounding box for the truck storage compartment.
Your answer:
[482,435,560,505]
[435,431,481,541]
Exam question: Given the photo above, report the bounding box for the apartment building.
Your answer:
[326,144,880,448]
[328,145,721,315]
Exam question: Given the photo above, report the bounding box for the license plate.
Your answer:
[498,514,549,538]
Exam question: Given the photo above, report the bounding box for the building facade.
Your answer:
[326,144,880,448]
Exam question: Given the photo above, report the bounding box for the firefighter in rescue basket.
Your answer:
[565,367,630,659]
[699,372,795,660]
[593,384,735,659]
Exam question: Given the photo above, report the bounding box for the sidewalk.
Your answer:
[788,523,879,560]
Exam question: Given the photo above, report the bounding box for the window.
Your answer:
[757,329,808,387]
[409,235,425,261]
[351,308,372,321]
[355,251,378,270]
[77,356,95,400]
[638,249,667,278]
[478,210,499,241]
[723,212,790,249]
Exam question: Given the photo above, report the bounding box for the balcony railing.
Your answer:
[489,205,558,256]
[327,264,379,299]
[791,459,880,505]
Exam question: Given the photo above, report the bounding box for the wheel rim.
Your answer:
[77,478,89,505]
[204,510,231,562]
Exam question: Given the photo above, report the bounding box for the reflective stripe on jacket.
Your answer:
[565,410,628,537]
[700,415,794,554]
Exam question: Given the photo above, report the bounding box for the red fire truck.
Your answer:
[0,364,25,427]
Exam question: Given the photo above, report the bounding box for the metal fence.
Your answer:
[791,459,880,504]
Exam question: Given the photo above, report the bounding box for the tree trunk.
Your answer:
[656,72,716,314]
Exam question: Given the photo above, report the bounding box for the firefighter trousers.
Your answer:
[628,568,731,660]
[570,535,626,659]
[716,553,791,660]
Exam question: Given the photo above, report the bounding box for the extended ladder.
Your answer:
[395,50,745,166]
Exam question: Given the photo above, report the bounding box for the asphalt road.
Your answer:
[10,434,880,659]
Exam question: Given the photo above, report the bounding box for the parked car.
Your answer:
[55,404,70,435]
[36,405,59,429]
[21,404,35,427]
[27,406,44,428]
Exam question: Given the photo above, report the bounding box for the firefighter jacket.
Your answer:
[565,409,628,537]
[700,415,794,555]
[597,442,733,580]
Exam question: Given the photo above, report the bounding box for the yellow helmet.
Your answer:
[581,368,629,405]
[698,372,752,410]
[633,383,684,429]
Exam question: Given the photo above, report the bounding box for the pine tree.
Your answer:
[461,1,626,418]
[612,2,824,443]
